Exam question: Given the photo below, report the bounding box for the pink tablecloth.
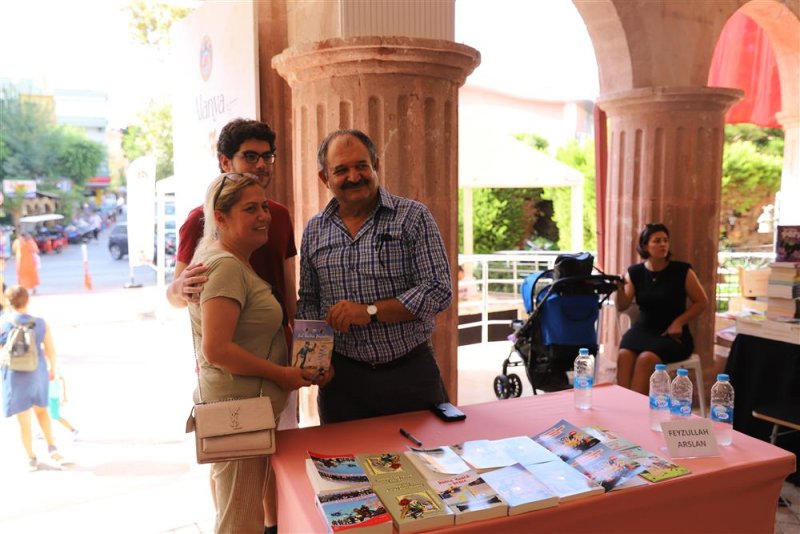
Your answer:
[273,385,795,533]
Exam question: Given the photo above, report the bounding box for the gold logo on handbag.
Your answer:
[229,406,242,430]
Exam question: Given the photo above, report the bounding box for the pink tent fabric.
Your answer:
[708,11,782,128]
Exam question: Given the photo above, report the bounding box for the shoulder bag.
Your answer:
[185,325,276,464]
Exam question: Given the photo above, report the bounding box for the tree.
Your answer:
[123,0,193,52]
[122,100,174,179]
[53,127,106,187]
[119,2,193,181]
[0,88,58,180]
[543,139,597,251]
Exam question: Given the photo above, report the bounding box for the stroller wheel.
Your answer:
[507,374,523,398]
[493,375,511,399]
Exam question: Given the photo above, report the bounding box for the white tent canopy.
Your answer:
[458,123,585,254]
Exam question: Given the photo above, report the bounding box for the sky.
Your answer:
[0,0,599,127]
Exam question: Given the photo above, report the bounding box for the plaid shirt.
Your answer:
[297,188,452,363]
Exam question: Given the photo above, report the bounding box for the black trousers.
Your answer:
[318,342,449,424]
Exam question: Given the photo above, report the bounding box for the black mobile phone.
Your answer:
[431,402,467,422]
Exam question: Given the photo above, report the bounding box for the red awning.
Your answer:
[708,12,782,128]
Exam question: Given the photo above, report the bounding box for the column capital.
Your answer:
[597,86,743,115]
[272,36,480,87]
[775,110,800,129]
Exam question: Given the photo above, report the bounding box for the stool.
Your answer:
[665,353,706,417]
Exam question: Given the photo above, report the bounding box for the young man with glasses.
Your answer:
[297,129,452,424]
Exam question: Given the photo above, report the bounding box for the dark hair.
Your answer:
[636,223,671,259]
[317,129,379,176]
[217,119,277,171]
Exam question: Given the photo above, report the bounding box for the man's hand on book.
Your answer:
[313,365,335,388]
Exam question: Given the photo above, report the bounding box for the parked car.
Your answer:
[108,223,176,262]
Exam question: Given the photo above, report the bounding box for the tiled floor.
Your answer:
[457,340,800,534]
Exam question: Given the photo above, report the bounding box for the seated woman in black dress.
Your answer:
[615,223,708,394]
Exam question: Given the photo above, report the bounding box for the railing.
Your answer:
[457,251,775,344]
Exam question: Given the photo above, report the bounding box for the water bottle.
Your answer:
[573,348,594,410]
[710,374,734,446]
[648,364,671,431]
[670,368,693,418]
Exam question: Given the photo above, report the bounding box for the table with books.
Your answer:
[272,384,795,533]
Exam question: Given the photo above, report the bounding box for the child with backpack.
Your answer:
[0,285,64,470]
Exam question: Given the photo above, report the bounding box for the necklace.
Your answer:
[645,261,668,283]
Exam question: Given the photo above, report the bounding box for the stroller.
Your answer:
[493,253,620,399]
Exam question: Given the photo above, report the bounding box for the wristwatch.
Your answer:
[366,304,379,323]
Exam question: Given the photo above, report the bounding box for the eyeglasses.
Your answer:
[234,150,276,165]
[212,173,246,209]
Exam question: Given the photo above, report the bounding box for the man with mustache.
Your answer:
[297,129,452,423]
[166,118,296,534]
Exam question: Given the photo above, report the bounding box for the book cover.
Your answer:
[428,471,509,525]
[523,460,604,502]
[569,442,644,492]
[451,439,516,472]
[357,452,420,486]
[622,446,691,483]
[481,463,559,515]
[775,225,800,262]
[404,447,472,480]
[532,419,601,462]
[492,435,560,466]
[307,452,370,494]
[316,486,393,533]
[292,320,335,377]
[372,479,455,534]
[583,425,637,452]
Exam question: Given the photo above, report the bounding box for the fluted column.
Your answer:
[273,36,480,401]
[597,86,742,397]
[775,111,800,225]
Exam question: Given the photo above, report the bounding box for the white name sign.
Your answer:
[661,419,720,458]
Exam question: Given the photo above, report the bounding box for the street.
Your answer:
[2,227,162,295]
[0,228,216,533]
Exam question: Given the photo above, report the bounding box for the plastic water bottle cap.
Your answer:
[579,348,589,355]
[655,364,667,371]
[717,374,729,381]
[677,368,689,376]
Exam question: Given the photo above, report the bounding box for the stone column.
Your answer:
[273,36,480,402]
[775,112,800,225]
[597,86,742,398]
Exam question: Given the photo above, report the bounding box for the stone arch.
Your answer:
[738,0,800,116]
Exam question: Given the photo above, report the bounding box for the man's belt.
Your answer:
[338,342,431,370]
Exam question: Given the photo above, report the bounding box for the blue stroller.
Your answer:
[493,253,620,399]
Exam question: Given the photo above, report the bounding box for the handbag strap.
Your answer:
[189,315,269,404]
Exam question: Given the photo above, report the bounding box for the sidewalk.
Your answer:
[0,287,215,533]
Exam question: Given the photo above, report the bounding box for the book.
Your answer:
[451,439,516,472]
[316,486,393,533]
[292,320,334,377]
[532,419,601,462]
[523,460,604,502]
[583,425,637,452]
[491,435,560,466]
[307,452,370,493]
[404,447,472,480]
[481,463,559,515]
[569,442,644,492]
[621,446,691,483]
[428,471,508,525]
[357,451,455,533]
[775,225,800,262]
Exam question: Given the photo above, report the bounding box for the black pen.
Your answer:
[399,428,423,447]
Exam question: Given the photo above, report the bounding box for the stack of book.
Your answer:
[306,420,692,531]
[735,314,800,345]
[766,262,800,319]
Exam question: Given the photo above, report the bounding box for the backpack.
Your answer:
[0,317,39,372]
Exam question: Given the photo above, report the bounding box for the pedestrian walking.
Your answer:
[12,233,40,293]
